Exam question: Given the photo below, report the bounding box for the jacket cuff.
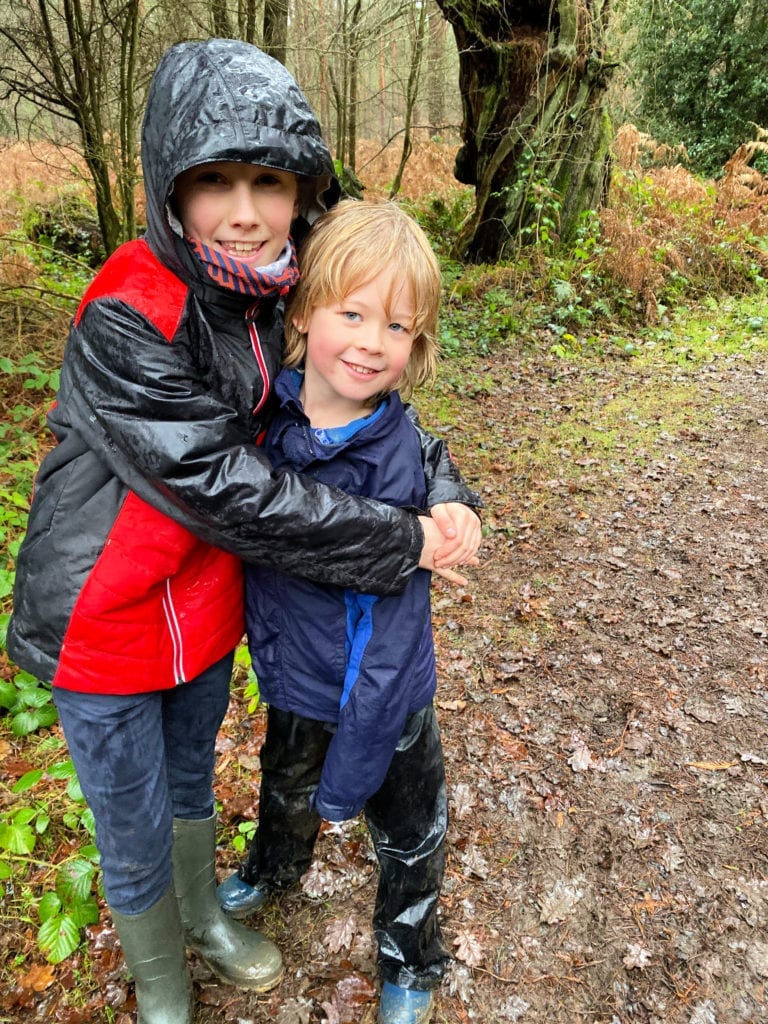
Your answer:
[314,794,362,823]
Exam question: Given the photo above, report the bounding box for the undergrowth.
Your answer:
[2,139,768,978]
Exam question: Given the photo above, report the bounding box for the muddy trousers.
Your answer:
[239,704,450,990]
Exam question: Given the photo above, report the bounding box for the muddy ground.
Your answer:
[3,338,768,1024]
[90,345,766,1024]
[3,284,768,1022]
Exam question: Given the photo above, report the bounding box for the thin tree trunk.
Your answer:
[389,0,427,198]
[263,0,288,66]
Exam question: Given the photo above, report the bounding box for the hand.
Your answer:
[417,509,480,587]
[429,503,482,569]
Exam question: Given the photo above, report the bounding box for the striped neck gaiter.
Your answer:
[185,236,299,299]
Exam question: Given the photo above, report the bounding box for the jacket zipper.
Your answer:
[162,579,186,684]
[246,303,270,416]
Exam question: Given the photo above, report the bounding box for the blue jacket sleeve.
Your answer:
[312,573,436,822]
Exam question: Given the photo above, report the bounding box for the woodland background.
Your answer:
[2,2,768,1023]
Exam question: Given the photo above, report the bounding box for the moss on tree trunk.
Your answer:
[436,0,616,262]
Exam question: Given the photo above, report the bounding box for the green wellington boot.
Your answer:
[110,885,192,1024]
[172,815,283,991]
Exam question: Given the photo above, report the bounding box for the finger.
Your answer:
[434,565,469,587]
[430,503,457,538]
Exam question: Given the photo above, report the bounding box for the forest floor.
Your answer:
[5,335,768,1024]
[2,141,767,1023]
[198,343,768,1024]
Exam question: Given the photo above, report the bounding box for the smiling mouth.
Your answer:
[344,362,379,376]
[220,240,264,257]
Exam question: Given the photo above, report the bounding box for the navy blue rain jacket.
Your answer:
[246,371,470,821]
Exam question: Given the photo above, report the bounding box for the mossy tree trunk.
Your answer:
[435,0,616,261]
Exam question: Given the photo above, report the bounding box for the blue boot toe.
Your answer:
[216,872,270,919]
[378,982,434,1024]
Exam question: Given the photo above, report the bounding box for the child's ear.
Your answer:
[292,316,306,334]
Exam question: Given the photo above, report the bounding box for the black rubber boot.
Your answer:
[110,885,192,1024]
[172,814,283,991]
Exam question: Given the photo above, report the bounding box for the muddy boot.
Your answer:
[172,814,283,991]
[217,872,272,919]
[110,886,192,1024]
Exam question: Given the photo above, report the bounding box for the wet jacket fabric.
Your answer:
[245,370,476,821]
[7,40,472,695]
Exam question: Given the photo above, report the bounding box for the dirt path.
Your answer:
[5,348,767,1024]
[188,349,768,1024]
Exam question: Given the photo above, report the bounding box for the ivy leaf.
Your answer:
[0,678,17,709]
[12,705,58,736]
[70,897,99,928]
[48,759,76,781]
[0,820,35,854]
[38,891,63,923]
[66,774,84,802]
[12,768,44,793]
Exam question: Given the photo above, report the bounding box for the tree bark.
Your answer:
[435,0,616,261]
[389,0,428,198]
[263,0,288,67]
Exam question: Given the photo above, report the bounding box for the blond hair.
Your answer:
[284,199,441,401]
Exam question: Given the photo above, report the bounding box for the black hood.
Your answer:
[141,38,336,283]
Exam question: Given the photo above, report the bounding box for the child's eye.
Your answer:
[255,172,285,188]
[389,322,412,334]
[196,171,228,186]
[342,311,361,322]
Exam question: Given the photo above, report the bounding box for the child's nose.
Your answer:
[358,326,384,352]
[230,185,260,226]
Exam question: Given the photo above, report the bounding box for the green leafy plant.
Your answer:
[0,670,57,735]
[1,757,99,963]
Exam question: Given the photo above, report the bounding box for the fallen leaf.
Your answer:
[436,699,467,712]
[452,928,485,967]
[20,963,56,992]
[623,943,652,970]
[324,914,359,954]
[450,782,476,820]
[685,761,737,771]
[538,879,585,924]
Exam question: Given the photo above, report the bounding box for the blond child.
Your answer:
[218,200,480,1024]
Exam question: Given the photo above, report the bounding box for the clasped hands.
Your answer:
[418,502,482,587]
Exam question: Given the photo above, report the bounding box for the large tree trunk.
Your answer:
[435,0,615,261]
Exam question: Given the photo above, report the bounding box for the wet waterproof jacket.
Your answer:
[246,371,477,821]
[7,40,475,695]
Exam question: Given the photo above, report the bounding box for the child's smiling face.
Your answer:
[173,161,299,267]
[295,267,416,424]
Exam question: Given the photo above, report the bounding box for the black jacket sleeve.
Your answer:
[407,404,483,511]
[57,299,423,596]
